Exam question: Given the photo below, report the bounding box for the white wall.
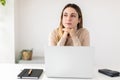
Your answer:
[13,0,120,65]
[0,0,14,63]
[88,0,120,66]
[15,0,82,58]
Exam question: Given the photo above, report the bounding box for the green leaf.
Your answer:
[0,0,6,6]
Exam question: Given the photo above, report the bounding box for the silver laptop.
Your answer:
[44,46,94,79]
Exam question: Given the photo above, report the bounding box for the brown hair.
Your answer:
[57,3,83,41]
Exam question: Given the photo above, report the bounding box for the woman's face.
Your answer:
[62,7,80,29]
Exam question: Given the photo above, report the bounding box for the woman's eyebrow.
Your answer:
[63,12,77,15]
[71,13,77,15]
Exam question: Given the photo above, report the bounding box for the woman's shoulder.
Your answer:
[78,28,89,34]
[50,28,59,35]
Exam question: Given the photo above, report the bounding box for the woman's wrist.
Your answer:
[57,37,67,46]
[63,32,68,38]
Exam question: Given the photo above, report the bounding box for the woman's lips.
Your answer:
[66,23,72,25]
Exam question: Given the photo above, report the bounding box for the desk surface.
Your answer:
[0,64,120,80]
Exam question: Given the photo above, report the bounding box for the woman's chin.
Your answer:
[66,26,73,29]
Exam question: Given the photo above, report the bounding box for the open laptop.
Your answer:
[44,46,95,79]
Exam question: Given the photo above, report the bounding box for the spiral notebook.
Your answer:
[17,69,43,79]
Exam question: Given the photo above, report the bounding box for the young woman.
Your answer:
[49,3,90,46]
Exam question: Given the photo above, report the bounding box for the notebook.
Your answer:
[17,69,43,79]
[44,46,95,79]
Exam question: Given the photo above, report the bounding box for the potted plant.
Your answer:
[0,0,6,6]
[21,49,33,60]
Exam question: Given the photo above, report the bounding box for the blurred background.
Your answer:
[0,0,120,66]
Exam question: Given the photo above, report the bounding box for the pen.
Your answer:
[28,69,32,76]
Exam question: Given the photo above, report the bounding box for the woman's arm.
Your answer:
[71,28,90,46]
[68,28,82,46]
[49,29,68,46]
[57,31,68,46]
[48,30,57,46]
[71,36,81,46]
[82,29,90,46]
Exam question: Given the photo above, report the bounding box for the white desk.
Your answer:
[0,64,120,80]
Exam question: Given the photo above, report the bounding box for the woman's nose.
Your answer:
[67,16,72,21]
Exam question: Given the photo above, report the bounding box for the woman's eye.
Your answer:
[71,15,76,17]
[63,14,67,17]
